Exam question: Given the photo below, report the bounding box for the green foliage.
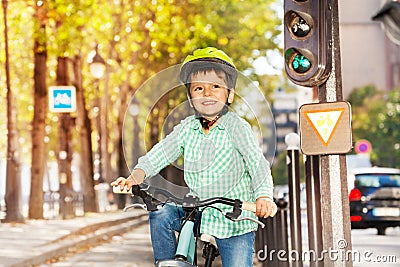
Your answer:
[347,85,400,168]
[347,84,379,107]
[271,150,288,185]
[0,0,283,168]
[271,150,305,185]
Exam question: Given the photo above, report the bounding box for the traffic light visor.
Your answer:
[285,10,314,39]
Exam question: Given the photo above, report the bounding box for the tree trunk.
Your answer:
[3,0,24,223]
[28,3,47,219]
[72,54,97,213]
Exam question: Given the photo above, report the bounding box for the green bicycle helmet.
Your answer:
[182,47,236,67]
[180,47,238,90]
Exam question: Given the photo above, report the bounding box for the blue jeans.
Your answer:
[148,203,255,267]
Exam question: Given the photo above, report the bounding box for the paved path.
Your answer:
[0,210,147,267]
[43,223,154,267]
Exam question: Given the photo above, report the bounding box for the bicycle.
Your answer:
[113,182,272,267]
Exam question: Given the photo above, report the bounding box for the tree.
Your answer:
[347,85,400,169]
[28,1,48,219]
[2,0,24,223]
[72,54,97,213]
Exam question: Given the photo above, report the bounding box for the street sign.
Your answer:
[49,86,77,113]
[299,101,352,155]
[355,139,372,154]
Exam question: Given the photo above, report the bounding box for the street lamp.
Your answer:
[88,45,106,183]
[88,45,106,78]
[128,96,140,204]
[372,1,400,45]
[128,97,140,166]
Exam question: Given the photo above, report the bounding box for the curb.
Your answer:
[9,213,148,267]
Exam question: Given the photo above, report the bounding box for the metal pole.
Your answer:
[285,133,302,267]
[133,114,139,165]
[275,199,289,267]
[318,0,353,266]
[95,81,103,183]
[305,155,323,266]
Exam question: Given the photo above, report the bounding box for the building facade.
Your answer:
[339,0,400,98]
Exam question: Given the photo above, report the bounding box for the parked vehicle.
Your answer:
[348,167,400,235]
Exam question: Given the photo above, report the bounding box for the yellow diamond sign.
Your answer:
[299,102,352,155]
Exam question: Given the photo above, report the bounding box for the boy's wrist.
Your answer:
[257,196,273,202]
[128,169,145,184]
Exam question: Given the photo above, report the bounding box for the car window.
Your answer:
[355,174,400,188]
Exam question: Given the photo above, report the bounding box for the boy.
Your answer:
[111,47,275,266]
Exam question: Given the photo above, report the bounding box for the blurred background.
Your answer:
[0,0,399,221]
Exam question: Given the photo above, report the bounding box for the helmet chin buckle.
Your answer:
[195,105,229,129]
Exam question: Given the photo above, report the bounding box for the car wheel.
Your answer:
[377,227,386,235]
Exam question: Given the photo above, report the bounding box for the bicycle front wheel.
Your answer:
[156,259,196,267]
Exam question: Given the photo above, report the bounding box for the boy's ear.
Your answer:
[227,89,235,104]
[187,94,193,107]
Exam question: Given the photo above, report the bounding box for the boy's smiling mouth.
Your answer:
[202,100,218,106]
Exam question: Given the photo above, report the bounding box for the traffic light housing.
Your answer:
[284,0,332,87]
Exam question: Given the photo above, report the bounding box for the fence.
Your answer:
[43,190,84,219]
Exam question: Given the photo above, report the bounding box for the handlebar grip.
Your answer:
[242,201,278,218]
[112,186,132,194]
[242,201,257,213]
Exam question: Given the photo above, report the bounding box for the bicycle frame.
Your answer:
[156,218,198,267]
[157,199,216,267]
[175,220,196,264]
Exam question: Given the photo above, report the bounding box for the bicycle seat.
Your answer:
[199,233,217,247]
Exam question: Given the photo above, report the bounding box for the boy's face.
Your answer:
[188,70,234,119]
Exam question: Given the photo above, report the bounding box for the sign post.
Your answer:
[317,1,353,266]
[49,85,76,218]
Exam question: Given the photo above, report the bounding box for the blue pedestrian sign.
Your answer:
[49,86,77,113]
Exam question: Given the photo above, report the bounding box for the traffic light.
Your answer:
[284,0,332,87]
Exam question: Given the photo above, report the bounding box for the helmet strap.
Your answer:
[195,105,229,130]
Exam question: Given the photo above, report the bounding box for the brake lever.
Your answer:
[231,216,265,228]
[123,203,147,212]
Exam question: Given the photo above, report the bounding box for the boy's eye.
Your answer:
[194,86,203,91]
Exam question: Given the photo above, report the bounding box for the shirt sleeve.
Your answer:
[134,121,185,179]
[233,119,274,199]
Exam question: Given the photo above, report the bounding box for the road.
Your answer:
[40,221,399,267]
[352,227,400,267]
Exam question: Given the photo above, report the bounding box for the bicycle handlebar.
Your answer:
[113,184,276,228]
[113,184,257,213]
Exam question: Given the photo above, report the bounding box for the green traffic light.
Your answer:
[292,54,311,73]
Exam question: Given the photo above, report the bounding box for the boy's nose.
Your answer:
[203,86,211,96]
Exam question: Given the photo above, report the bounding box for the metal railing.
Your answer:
[43,190,84,219]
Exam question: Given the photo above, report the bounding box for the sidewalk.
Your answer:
[0,210,148,267]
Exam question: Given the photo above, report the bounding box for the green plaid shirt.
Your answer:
[136,112,274,238]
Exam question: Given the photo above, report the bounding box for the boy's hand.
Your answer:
[110,169,146,191]
[110,176,135,191]
[255,197,277,218]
